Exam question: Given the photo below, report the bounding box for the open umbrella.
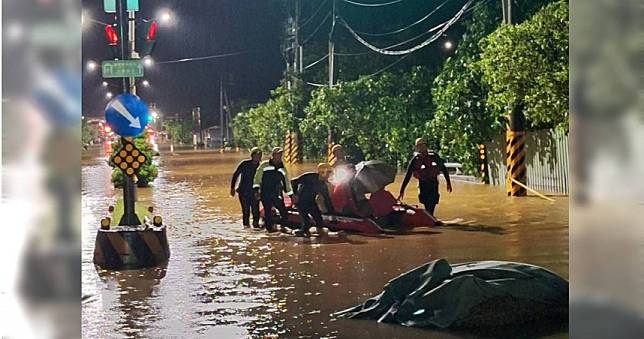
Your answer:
[354,160,397,194]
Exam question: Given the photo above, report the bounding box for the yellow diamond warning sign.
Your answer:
[111,139,147,177]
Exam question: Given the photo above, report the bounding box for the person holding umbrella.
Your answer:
[398,138,452,216]
[352,160,397,218]
[230,147,262,228]
[253,147,294,232]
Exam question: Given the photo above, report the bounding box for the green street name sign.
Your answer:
[102,60,144,78]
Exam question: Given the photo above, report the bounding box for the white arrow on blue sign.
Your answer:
[104,93,150,137]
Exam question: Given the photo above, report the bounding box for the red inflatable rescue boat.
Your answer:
[260,195,436,234]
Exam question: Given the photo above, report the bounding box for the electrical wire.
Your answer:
[301,0,329,28]
[304,53,329,69]
[157,51,248,64]
[367,53,411,77]
[339,0,472,55]
[306,82,330,87]
[341,0,404,7]
[302,12,331,45]
[353,0,450,36]
[333,0,489,57]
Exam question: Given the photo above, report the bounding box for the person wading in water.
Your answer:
[398,138,452,219]
[253,147,293,232]
[230,147,262,228]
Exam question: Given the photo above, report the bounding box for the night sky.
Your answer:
[82,0,472,128]
[82,0,286,127]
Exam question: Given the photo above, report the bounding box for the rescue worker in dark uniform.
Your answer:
[398,138,452,216]
[253,147,293,232]
[230,147,262,228]
[291,163,335,237]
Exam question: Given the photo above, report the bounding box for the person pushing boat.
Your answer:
[253,147,293,232]
[290,163,336,237]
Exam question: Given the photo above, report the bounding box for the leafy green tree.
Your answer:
[301,67,433,167]
[82,118,98,145]
[479,0,569,132]
[162,119,192,144]
[231,85,300,152]
[431,2,505,174]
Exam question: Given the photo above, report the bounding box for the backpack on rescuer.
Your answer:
[412,152,441,181]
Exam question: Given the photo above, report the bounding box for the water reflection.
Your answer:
[82,146,568,338]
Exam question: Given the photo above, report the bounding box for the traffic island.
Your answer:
[93,203,170,270]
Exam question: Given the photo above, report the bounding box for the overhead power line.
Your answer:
[304,53,329,69]
[341,0,404,7]
[301,0,329,28]
[367,53,411,77]
[157,51,248,64]
[353,0,450,37]
[302,12,331,44]
[332,0,490,57]
[339,0,473,55]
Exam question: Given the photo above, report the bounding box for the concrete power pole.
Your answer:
[219,77,224,149]
[502,0,527,196]
[326,0,337,163]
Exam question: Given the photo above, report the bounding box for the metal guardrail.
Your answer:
[486,129,569,194]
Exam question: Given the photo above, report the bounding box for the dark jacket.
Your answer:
[253,159,293,196]
[231,159,259,194]
[291,172,335,213]
[400,151,451,195]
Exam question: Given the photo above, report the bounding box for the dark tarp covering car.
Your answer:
[334,258,568,329]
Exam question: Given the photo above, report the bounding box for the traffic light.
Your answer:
[104,24,120,58]
[135,19,157,57]
[104,25,118,45]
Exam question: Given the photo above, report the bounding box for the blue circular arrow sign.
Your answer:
[104,93,151,137]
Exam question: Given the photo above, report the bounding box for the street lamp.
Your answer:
[143,57,154,68]
[142,80,150,87]
[157,9,175,26]
[444,41,454,50]
[106,92,113,99]
[87,60,98,72]
[102,81,108,87]
[161,11,172,23]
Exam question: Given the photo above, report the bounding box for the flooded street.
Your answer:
[82,146,568,338]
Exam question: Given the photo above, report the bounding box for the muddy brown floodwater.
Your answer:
[82,145,568,338]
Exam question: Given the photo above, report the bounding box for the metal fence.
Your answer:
[487,129,569,194]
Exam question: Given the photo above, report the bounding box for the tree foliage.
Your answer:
[232,84,301,152]
[431,2,505,174]
[301,67,433,167]
[162,119,193,144]
[82,118,99,145]
[479,0,569,132]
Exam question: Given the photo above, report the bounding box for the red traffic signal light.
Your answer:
[105,25,118,46]
[146,20,157,41]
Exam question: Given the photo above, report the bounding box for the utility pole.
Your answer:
[501,0,527,196]
[219,76,224,148]
[294,0,300,76]
[328,0,336,87]
[326,0,337,163]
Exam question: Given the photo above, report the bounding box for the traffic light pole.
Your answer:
[116,0,141,226]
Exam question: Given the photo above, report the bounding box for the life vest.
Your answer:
[412,152,441,181]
